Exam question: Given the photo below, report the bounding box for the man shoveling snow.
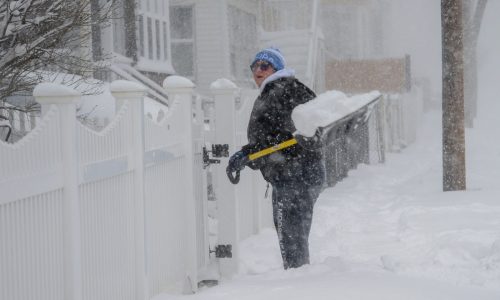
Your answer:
[226,47,380,270]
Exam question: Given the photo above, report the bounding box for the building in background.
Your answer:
[2,0,391,137]
[95,0,172,104]
[320,0,387,59]
[94,0,334,97]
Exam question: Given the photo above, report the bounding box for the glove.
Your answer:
[227,150,249,172]
[294,129,323,150]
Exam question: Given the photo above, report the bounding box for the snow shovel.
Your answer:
[226,91,381,184]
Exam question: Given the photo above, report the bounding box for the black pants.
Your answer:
[272,183,322,269]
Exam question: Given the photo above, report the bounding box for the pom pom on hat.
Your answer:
[251,47,286,71]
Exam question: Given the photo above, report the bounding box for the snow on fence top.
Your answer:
[292,90,381,137]
[163,75,195,89]
[210,78,238,90]
[33,82,81,98]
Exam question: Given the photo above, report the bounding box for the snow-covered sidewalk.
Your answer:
[155,107,500,300]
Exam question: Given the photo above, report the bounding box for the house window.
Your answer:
[137,0,170,61]
[170,5,194,77]
[171,42,193,76]
[112,2,126,56]
[138,15,144,57]
[170,6,193,39]
[147,17,153,59]
[163,21,169,61]
[228,6,258,84]
[155,20,161,60]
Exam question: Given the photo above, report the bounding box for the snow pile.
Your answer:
[238,229,284,274]
[308,127,500,290]
[292,90,381,137]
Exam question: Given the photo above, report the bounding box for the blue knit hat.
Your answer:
[251,47,286,71]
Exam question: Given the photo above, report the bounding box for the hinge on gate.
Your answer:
[210,244,232,258]
[203,144,229,169]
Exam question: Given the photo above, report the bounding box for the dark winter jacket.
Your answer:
[241,76,324,186]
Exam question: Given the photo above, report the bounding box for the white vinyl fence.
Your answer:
[379,86,424,154]
[0,75,423,300]
[0,78,205,300]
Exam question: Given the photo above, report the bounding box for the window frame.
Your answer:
[170,4,196,79]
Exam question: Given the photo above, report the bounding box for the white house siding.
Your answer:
[355,3,385,58]
[192,0,230,95]
[227,1,259,88]
[366,1,386,57]
[320,0,385,59]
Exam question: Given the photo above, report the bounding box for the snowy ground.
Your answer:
[155,102,500,299]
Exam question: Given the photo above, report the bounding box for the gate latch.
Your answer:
[203,144,229,168]
[210,244,232,258]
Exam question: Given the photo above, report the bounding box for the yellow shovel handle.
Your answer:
[248,138,298,161]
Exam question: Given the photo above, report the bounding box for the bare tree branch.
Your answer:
[0,0,117,141]
[0,0,116,101]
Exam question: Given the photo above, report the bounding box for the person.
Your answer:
[227,47,325,269]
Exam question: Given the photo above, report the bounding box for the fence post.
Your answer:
[388,95,403,152]
[163,76,198,293]
[210,78,239,277]
[110,80,148,300]
[34,83,83,300]
[375,100,386,163]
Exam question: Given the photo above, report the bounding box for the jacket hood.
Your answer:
[259,68,296,92]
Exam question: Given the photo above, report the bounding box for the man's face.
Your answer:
[251,60,275,87]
